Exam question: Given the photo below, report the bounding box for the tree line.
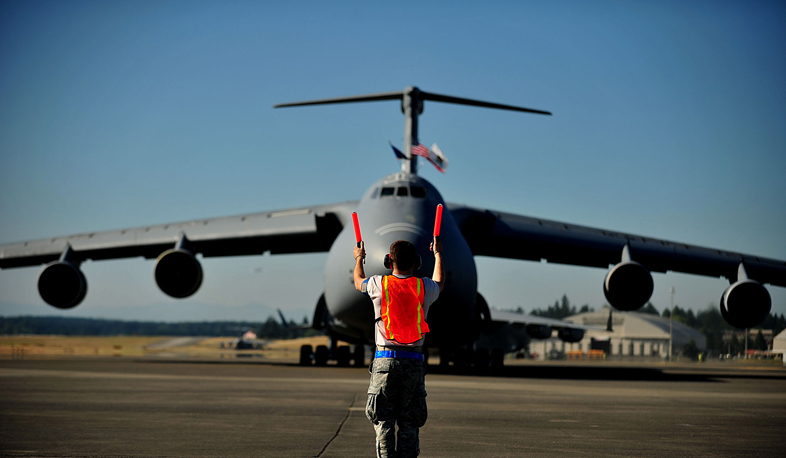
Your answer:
[663,305,785,354]
[0,315,317,339]
[526,294,786,354]
[3,298,784,353]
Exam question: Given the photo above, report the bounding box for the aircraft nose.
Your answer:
[373,221,430,240]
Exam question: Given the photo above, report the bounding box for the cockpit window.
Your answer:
[370,187,379,198]
[380,187,395,197]
[396,187,409,197]
[410,186,427,198]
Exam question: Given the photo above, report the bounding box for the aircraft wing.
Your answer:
[477,308,604,354]
[448,204,786,287]
[0,201,358,269]
[488,309,606,332]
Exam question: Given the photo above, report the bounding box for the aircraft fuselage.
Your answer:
[323,172,479,348]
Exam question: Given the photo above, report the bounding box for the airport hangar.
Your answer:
[527,308,707,360]
[773,329,786,365]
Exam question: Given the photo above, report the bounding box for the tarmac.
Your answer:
[1,358,784,457]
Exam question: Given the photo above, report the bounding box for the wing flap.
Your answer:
[489,309,606,331]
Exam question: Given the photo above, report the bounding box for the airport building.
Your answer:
[528,307,707,360]
[772,329,786,364]
[723,329,774,350]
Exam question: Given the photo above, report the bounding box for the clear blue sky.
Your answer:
[1,1,784,323]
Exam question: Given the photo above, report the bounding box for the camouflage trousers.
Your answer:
[366,357,428,458]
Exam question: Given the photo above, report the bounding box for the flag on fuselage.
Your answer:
[411,143,430,159]
[410,142,448,173]
[389,141,407,159]
[429,143,448,173]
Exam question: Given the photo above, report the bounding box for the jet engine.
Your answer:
[525,324,553,339]
[37,260,88,309]
[154,248,203,298]
[603,261,654,311]
[558,328,584,343]
[720,280,771,329]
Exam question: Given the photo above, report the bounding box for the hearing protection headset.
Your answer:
[384,253,422,270]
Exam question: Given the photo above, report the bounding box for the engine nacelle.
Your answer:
[720,280,771,329]
[558,328,584,343]
[154,249,203,298]
[603,261,654,311]
[525,324,553,339]
[37,261,88,309]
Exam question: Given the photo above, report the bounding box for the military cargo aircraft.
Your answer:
[221,328,269,351]
[1,87,784,368]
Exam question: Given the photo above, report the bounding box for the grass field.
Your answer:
[0,335,330,361]
[2,335,782,369]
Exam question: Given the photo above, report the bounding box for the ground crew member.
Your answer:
[353,237,444,458]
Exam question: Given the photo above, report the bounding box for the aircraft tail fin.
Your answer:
[277,308,312,331]
[277,308,289,328]
[275,87,550,174]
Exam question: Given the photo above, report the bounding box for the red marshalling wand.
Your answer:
[351,212,362,248]
[352,212,364,264]
[433,204,443,237]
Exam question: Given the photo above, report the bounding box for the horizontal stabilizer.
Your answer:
[419,91,551,115]
[274,86,550,115]
[274,86,550,175]
[274,91,402,108]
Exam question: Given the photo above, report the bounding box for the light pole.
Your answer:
[669,286,674,362]
[744,328,748,359]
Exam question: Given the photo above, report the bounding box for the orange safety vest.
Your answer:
[379,275,430,344]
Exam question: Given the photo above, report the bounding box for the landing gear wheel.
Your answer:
[315,345,329,366]
[336,346,351,367]
[474,348,490,369]
[491,347,505,368]
[299,344,313,366]
[352,345,365,367]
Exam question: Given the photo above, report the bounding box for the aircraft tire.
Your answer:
[491,348,505,368]
[315,345,329,366]
[352,345,365,367]
[474,348,490,369]
[336,346,351,367]
[299,345,313,366]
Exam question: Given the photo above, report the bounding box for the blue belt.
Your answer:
[374,350,425,361]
